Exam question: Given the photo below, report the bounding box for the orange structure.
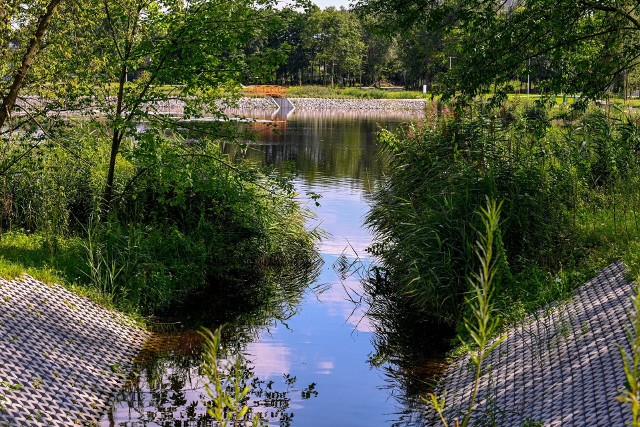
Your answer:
[243,85,289,98]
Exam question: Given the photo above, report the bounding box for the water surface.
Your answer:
[233,110,417,426]
[102,109,445,426]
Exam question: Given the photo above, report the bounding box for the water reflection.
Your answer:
[362,270,454,427]
[220,109,432,425]
[221,110,410,191]
[101,256,323,425]
[102,109,452,426]
[102,331,319,426]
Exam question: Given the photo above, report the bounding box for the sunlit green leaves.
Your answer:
[356,0,640,100]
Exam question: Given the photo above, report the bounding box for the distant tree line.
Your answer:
[354,0,640,99]
[243,6,390,87]
[240,5,453,89]
[235,4,601,94]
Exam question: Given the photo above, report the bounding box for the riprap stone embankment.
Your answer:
[433,261,633,426]
[221,97,427,112]
[226,97,427,111]
[286,97,427,111]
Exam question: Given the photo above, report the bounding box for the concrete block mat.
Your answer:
[434,261,635,426]
[0,277,149,426]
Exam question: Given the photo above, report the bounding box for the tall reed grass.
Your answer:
[427,198,505,427]
[367,100,640,328]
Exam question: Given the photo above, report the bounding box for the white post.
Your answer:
[527,58,530,98]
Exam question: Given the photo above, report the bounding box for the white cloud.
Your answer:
[246,342,292,378]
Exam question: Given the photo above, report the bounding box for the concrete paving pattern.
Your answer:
[0,276,149,426]
[434,261,635,426]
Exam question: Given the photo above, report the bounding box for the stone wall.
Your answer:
[223,97,427,112]
[288,97,427,111]
[13,96,428,116]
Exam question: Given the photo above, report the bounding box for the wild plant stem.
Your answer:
[618,284,640,426]
[426,198,504,427]
[460,198,504,427]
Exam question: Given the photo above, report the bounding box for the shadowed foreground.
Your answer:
[0,277,149,426]
[436,261,633,426]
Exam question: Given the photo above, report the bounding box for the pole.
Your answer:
[527,58,531,98]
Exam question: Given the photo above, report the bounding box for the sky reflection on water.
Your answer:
[102,110,429,426]
[240,111,412,425]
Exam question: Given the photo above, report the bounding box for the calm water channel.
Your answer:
[101,109,446,427]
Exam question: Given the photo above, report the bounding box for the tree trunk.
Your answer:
[101,64,127,213]
[0,0,63,129]
[331,61,335,87]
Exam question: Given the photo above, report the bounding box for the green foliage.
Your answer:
[305,7,366,87]
[199,326,263,427]
[355,0,640,100]
[427,199,505,427]
[0,0,322,319]
[0,122,320,314]
[367,101,640,326]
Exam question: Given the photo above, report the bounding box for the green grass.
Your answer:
[507,93,577,104]
[286,85,428,99]
[0,232,83,284]
[506,92,640,107]
[608,98,640,108]
[0,231,142,319]
[492,196,640,328]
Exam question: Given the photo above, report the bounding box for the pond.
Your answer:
[100,108,450,426]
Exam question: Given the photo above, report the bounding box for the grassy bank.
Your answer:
[285,85,427,99]
[0,122,320,319]
[366,99,640,334]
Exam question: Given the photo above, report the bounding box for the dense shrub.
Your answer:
[0,123,320,314]
[367,102,640,326]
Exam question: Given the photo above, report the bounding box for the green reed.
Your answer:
[367,100,640,330]
[426,198,505,427]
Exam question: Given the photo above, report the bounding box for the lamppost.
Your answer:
[527,58,530,98]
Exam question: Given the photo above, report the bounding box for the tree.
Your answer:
[359,15,399,86]
[1,0,297,210]
[59,0,283,211]
[304,8,365,87]
[396,23,448,90]
[355,0,640,100]
[0,0,65,128]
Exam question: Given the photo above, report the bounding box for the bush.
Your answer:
[0,123,320,314]
[367,102,640,326]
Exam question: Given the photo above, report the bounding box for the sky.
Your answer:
[313,0,352,9]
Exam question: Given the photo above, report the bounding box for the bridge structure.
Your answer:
[243,85,295,120]
[243,84,288,98]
